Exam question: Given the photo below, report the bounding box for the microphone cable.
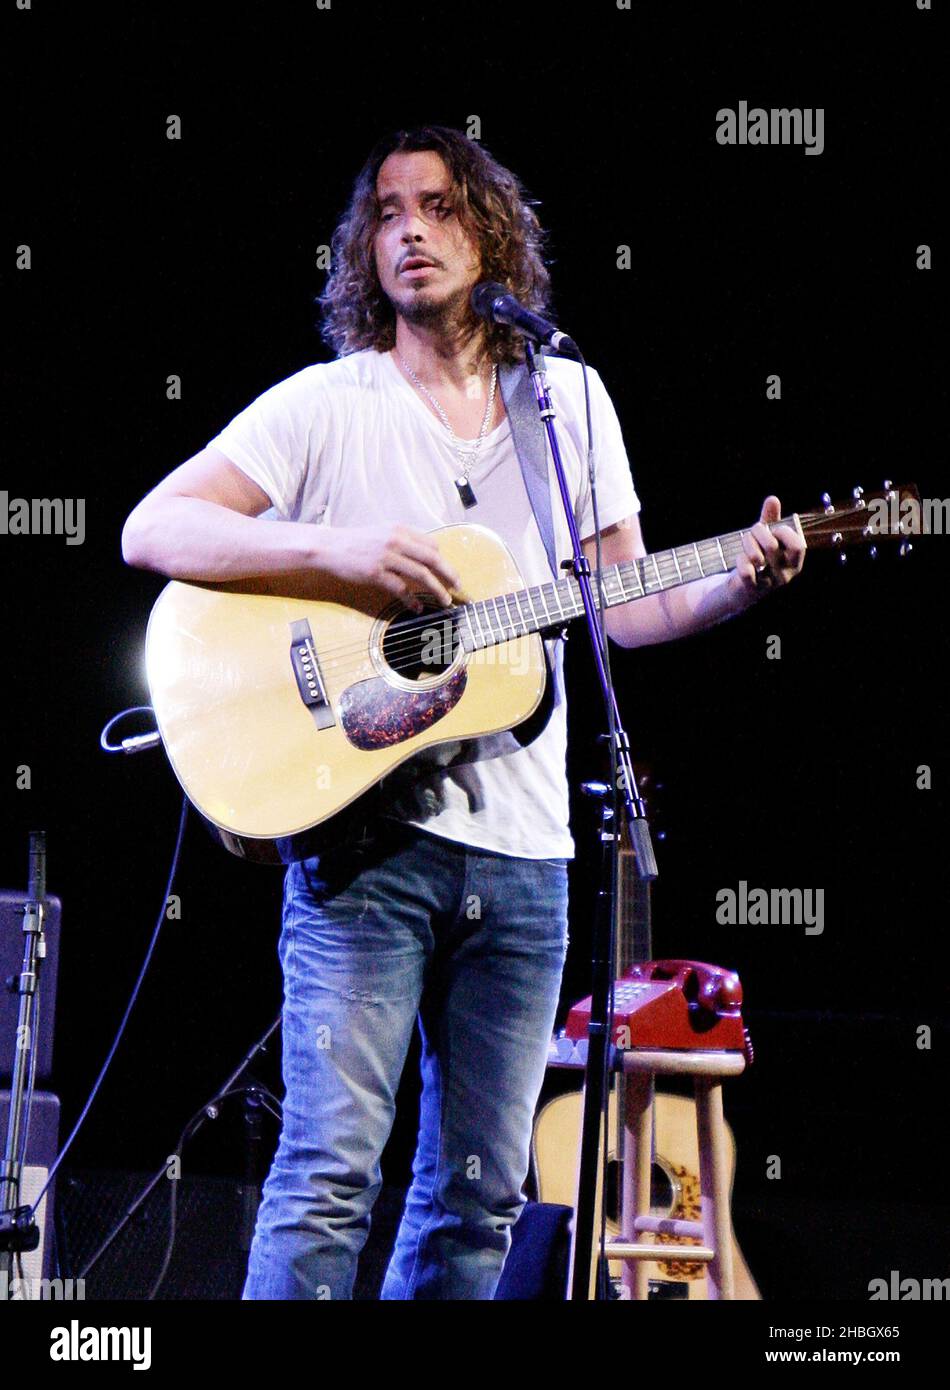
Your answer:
[27,711,189,1219]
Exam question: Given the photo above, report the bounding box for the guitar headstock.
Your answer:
[796,482,921,562]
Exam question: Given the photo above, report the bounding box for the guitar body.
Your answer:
[145,524,547,860]
[532,1088,761,1300]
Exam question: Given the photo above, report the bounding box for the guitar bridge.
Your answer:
[289,619,335,729]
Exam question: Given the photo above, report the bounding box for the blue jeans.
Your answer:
[242,819,569,1300]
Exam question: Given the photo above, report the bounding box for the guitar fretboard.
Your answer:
[455,518,794,650]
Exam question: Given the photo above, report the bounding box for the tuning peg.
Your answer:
[899,541,913,558]
[852,485,865,508]
[883,479,893,490]
[838,551,848,565]
[869,545,878,560]
[821,492,834,513]
[831,531,843,545]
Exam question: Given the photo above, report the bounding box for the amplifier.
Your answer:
[0,1088,60,1294]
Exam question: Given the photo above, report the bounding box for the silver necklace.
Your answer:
[397,353,498,509]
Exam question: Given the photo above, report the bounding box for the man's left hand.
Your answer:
[730,495,806,609]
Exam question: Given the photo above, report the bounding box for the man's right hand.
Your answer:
[318,523,462,611]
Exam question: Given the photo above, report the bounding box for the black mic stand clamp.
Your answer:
[520,340,657,1299]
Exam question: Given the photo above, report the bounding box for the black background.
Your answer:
[4,0,946,1299]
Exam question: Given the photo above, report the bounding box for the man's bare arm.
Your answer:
[121,446,461,606]
[582,499,805,649]
[121,446,307,581]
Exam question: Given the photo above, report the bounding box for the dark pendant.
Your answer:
[455,476,477,509]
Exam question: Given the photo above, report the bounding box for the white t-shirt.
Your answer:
[208,347,640,859]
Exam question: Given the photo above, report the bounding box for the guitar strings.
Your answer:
[282,517,823,678]
[292,531,759,670]
[273,510,851,681]
[290,513,833,681]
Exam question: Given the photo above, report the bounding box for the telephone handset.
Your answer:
[630,959,743,1019]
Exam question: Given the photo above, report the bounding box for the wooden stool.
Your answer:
[608,1047,746,1300]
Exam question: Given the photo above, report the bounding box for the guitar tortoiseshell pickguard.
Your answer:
[655,1164,705,1280]
[339,669,468,750]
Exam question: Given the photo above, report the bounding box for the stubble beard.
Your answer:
[391,280,476,339]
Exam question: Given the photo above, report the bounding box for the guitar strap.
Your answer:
[498,357,570,719]
[498,358,559,580]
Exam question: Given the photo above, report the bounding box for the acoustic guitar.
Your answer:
[144,486,917,862]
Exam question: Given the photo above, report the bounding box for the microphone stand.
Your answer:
[0,832,47,1296]
[521,340,657,1300]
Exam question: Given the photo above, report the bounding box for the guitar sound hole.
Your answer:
[382,602,461,683]
[605,1160,676,1223]
[650,1163,675,1214]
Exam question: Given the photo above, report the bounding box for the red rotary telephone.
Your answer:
[565,959,753,1058]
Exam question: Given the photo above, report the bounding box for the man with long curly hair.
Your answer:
[123,125,804,1300]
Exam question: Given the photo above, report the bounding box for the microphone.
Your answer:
[470,282,579,357]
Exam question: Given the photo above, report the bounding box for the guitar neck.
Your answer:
[456,516,798,650]
[618,844,652,975]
